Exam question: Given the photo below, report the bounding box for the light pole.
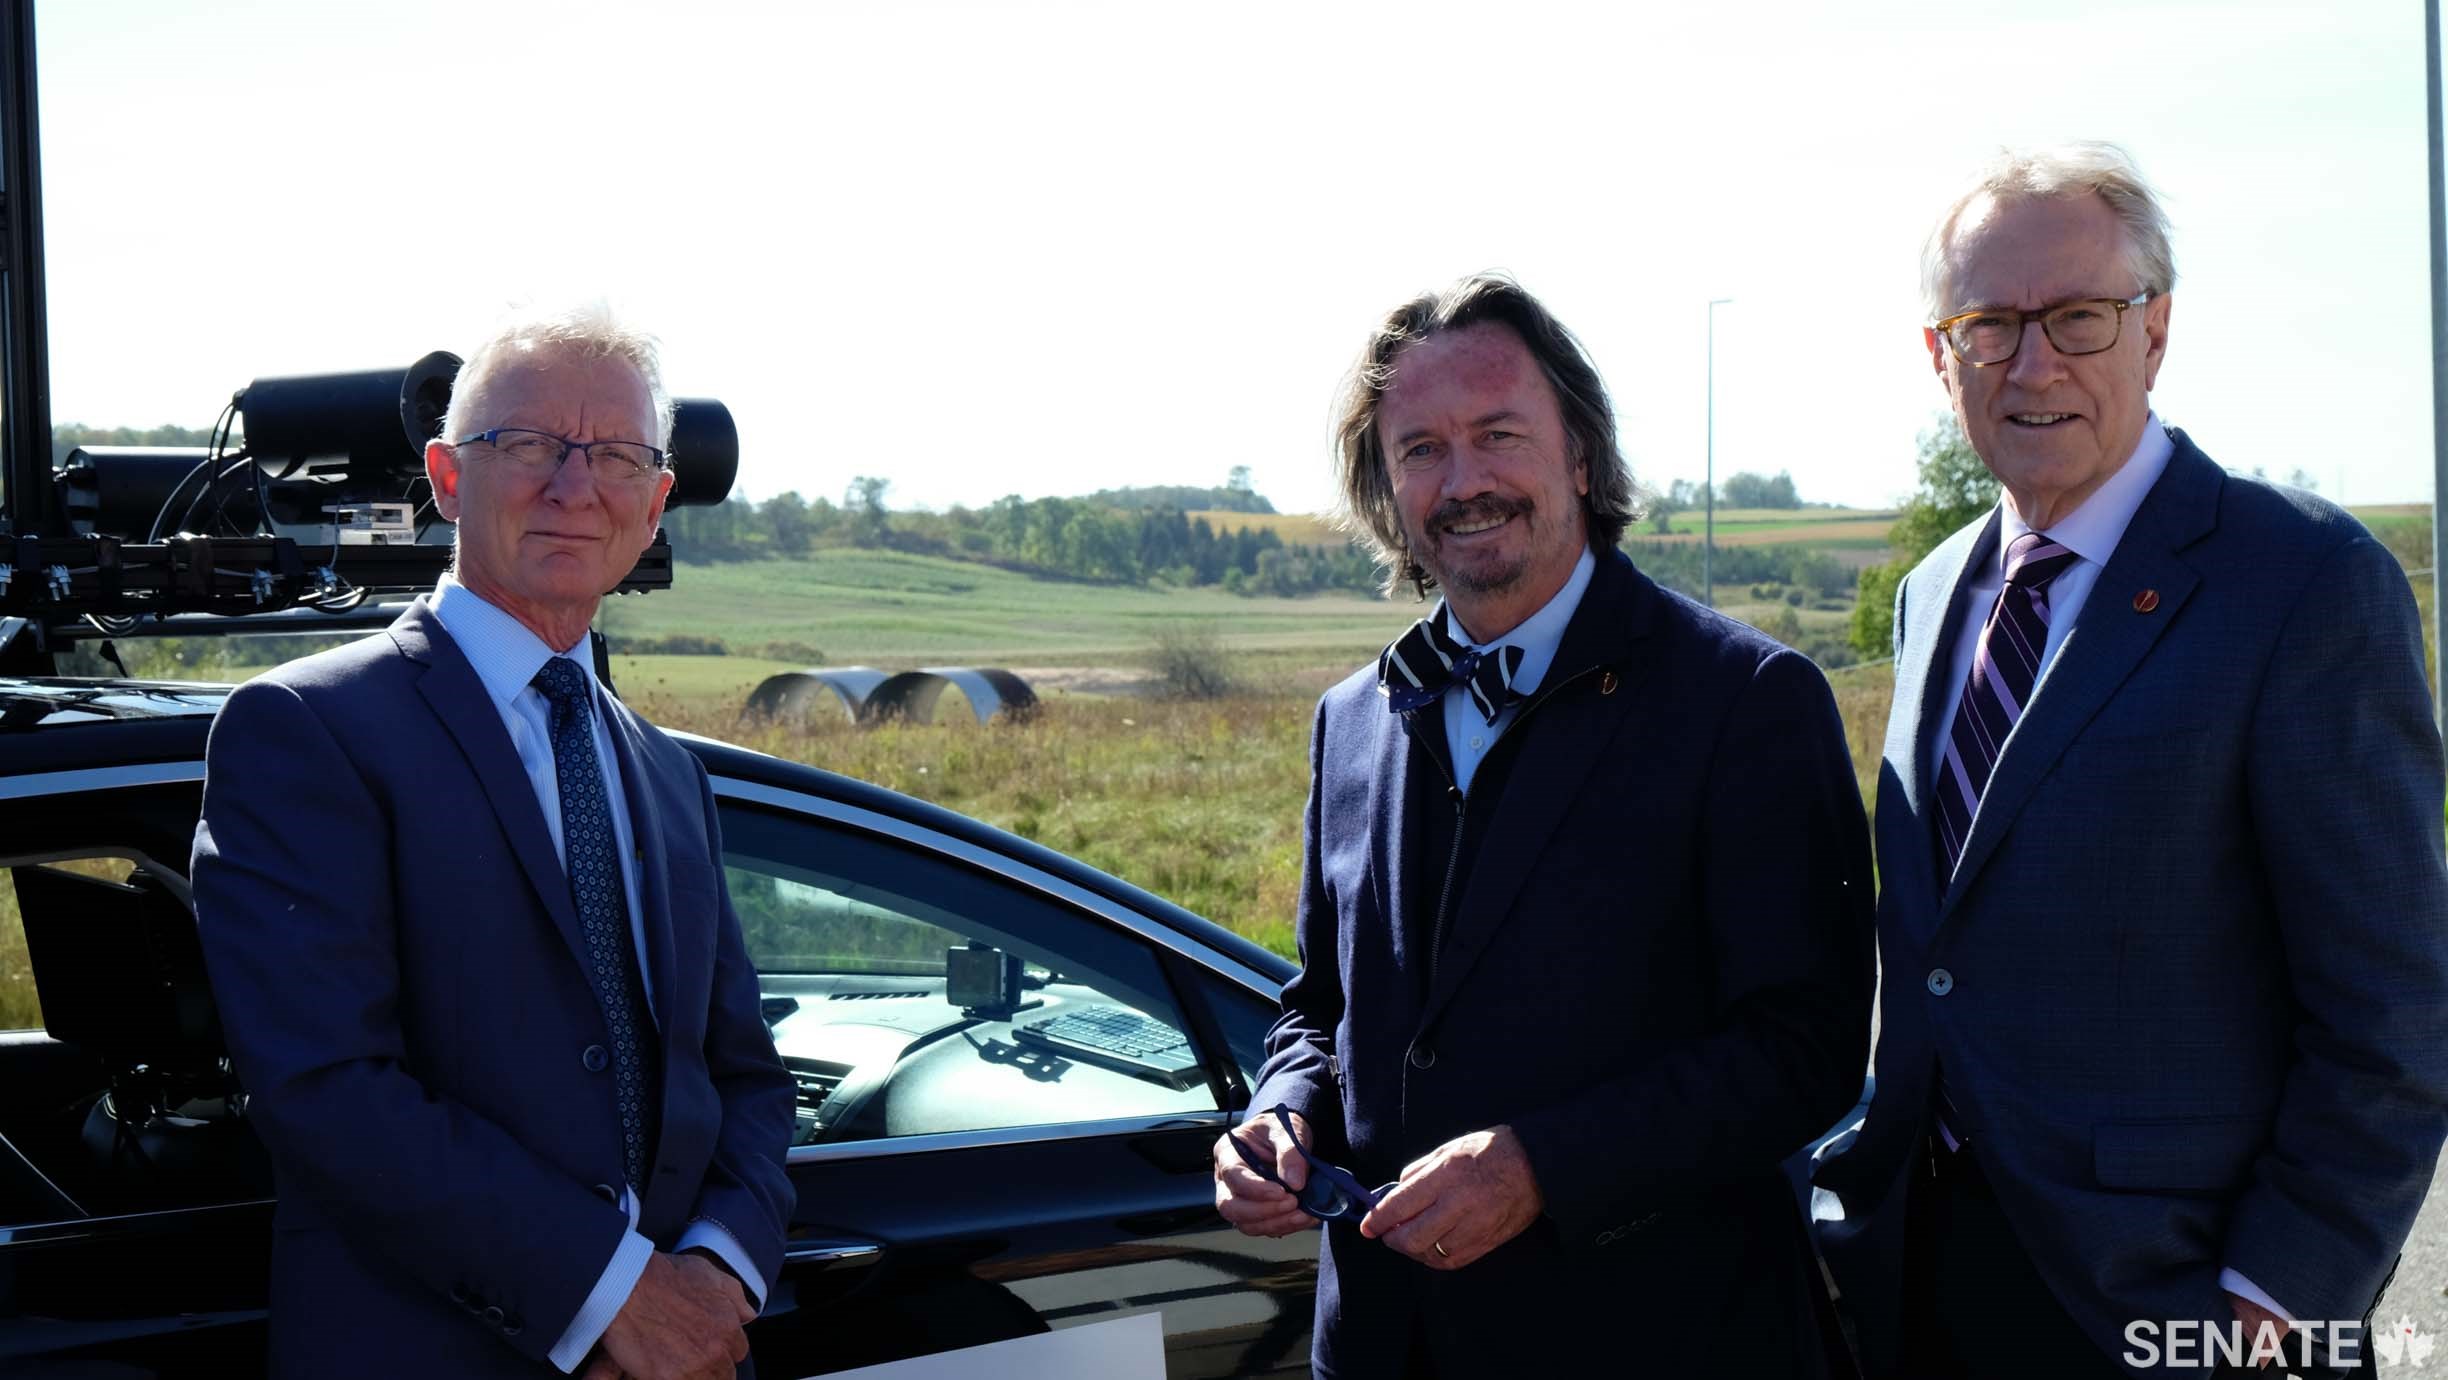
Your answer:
[2428,0,2445,734]
[1705,297,1733,608]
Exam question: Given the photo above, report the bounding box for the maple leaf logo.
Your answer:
[2376,1316,2436,1367]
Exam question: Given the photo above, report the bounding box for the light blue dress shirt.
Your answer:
[427,575,762,1372]
[1439,547,1596,795]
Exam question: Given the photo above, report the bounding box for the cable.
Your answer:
[146,398,240,541]
[184,457,255,537]
[145,453,222,543]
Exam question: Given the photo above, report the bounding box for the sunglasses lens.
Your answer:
[1304,1183,1354,1218]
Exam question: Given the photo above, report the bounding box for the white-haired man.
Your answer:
[1815,144,2448,1379]
[194,309,795,1380]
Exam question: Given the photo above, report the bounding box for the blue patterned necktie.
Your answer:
[532,656,660,1188]
[1378,616,1524,724]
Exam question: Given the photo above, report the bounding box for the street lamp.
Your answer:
[2428,0,2446,736]
[1705,297,1733,609]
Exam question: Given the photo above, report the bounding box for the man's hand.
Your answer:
[2227,1290,2291,1370]
[1213,1108,1319,1238]
[1358,1125,1543,1270]
[594,1250,755,1380]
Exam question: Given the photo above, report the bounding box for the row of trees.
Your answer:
[52,422,223,463]
[660,480,1381,595]
[1642,470,1805,532]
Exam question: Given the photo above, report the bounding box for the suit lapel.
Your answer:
[1886,513,1997,926]
[1940,436,2220,913]
[1418,554,1649,1028]
[392,602,590,971]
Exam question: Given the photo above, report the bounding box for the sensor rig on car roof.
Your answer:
[0,352,738,673]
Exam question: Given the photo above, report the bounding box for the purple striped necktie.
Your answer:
[1932,531,2083,883]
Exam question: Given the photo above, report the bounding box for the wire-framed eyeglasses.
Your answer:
[1932,292,2153,368]
[1229,1105,1397,1224]
[454,427,670,486]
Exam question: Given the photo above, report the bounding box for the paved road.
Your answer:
[2386,1155,2448,1355]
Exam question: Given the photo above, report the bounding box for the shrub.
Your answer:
[1148,624,1235,700]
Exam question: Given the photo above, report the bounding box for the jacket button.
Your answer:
[582,1044,610,1072]
[1408,1045,1436,1069]
[592,1182,618,1204]
[482,1305,505,1327]
[1926,968,1954,996]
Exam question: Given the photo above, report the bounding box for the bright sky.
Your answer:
[29,0,2439,516]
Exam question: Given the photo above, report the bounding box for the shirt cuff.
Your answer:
[549,1190,655,1373]
[678,1218,767,1312]
[2220,1267,2292,1323]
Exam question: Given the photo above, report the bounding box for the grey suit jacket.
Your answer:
[1816,431,2448,1374]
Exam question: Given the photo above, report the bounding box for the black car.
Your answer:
[0,674,1316,1376]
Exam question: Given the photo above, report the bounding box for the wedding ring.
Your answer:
[1433,1241,1449,1259]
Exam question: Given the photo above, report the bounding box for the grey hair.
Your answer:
[1331,272,1639,600]
[442,301,676,449]
[1921,141,2177,320]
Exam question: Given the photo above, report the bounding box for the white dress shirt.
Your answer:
[1922,420,2289,1321]
[427,576,762,1371]
[1440,546,1596,794]
[1932,417,2173,739]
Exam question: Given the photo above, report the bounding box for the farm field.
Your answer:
[1182,510,1343,547]
[596,550,1422,670]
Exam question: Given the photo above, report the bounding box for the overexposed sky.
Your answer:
[29,0,2438,514]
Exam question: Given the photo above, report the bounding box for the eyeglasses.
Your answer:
[1229,1105,1398,1224]
[1932,292,2152,368]
[454,427,670,486]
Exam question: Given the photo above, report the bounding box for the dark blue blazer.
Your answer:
[191,601,795,1376]
[1249,549,1875,1378]
[1816,433,2448,1374]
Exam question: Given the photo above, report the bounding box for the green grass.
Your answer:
[641,691,1314,958]
[0,874,37,1030]
[597,550,1423,670]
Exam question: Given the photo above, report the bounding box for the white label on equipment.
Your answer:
[805,1311,1165,1379]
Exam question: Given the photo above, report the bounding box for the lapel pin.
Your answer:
[2132,589,2160,614]
[1599,670,1618,695]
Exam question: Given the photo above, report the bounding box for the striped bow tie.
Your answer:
[1378,617,1525,724]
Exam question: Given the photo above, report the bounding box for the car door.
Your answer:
[709,775,1314,1380]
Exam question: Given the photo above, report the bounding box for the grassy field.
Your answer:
[2,504,2423,1025]
[598,550,1423,669]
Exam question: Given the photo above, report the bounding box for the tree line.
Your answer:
[659,480,1382,596]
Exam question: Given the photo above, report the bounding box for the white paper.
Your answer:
[805,1311,1167,1380]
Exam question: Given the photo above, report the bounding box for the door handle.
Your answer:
[781,1234,883,1272]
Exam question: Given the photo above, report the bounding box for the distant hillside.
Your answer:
[1088,483,1275,514]
[1186,510,1343,547]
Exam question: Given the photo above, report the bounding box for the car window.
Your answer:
[719,802,1220,1146]
[1187,966,1278,1092]
[0,870,42,1031]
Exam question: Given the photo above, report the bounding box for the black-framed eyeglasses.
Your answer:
[453,427,670,486]
[1932,292,2152,368]
[1230,1105,1398,1224]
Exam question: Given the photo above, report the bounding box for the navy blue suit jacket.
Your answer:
[191,601,795,1375]
[1816,433,2448,1374]
[1249,549,1875,1378]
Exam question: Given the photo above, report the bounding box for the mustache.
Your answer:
[1426,495,1530,533]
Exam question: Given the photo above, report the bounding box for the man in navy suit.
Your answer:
[192,308,794,1379]
[1814,144,2448,1378]
[1212,273,1876,1376]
